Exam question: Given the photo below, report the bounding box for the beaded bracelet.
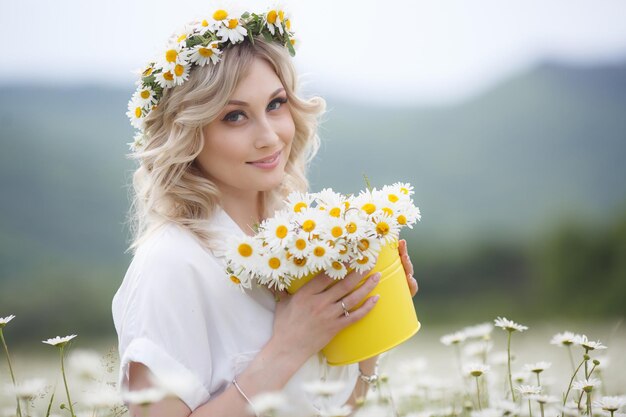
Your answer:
[232,378,258,417]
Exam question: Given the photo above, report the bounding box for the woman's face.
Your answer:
[197,57,295,197]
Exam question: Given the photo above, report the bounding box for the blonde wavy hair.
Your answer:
[127,37,326,254]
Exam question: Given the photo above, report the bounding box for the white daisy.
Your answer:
[326,260,348,280]
[530,395,559,405]
[440,331,467,346]
[550,331,578,347]
[524,362,552,374]
[133,86,157,108]
[264,6,287,36]
[323,216,348,241]
[122,387,167,406]
[494,317,528,332]
[353,189,379,217]
[392,182,414,196]
[225,235,262,271]
[594,396,626,412]
[354,235,382,263]
[227,267,254,291]
[284,190,315,214]
[189,42,222,66]
[157,42,190,73]
[370,212,400,244]
[0,314,15,328]
[68,349,104,380]
[572,378,601,392]
[249,391,289,416]
[307,240,338,272]
[575,335,607,351]
[516,384,542,397]
[463,363,490,377]
[81,385,123,409]
[513,371,531,384]
[126,96,146,129]
[350,252,376,273]
[5,378,47,400]
[286,254,311,279]
[261,210,294,250]
[216,13,247,44]
[288,230,312,258]
[42,334,77,347]
[342,210,371,242]
[462,322,494,340]
[155,68,177,89]
[295,208,327,237]
[315,188,348,217]
[396,202,422,228]
[463,341,493,358]
[128,131,148,152]
[257,248,290,289]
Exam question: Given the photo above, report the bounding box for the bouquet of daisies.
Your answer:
[225,182,421,291]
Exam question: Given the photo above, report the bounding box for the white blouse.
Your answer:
[112,207,359,415]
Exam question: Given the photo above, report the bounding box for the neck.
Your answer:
[219,189,263,236]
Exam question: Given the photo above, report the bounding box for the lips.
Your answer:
[247,150,281,164]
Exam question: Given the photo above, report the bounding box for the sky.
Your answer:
[2,0,626,105]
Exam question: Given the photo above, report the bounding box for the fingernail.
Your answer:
[372,273,381,283]
[372,294,380,303]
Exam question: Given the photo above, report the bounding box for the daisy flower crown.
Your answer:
[126,5,296,150]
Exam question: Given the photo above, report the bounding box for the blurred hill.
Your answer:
[1,59,625,341]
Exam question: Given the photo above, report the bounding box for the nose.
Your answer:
[253,114,282,149]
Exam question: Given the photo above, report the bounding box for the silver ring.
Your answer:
[341,300,350,317]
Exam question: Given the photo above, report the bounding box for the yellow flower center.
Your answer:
[286,18,291,29]
[165,49,178,63]
[279,10,285,21]
[293,257,307,267]
[358,239,370,251]
[332,261,343,270]
[213,9,228,20]
[177,34,187,43]
[302,219,316,232]
[295,238,307,250]
[134,107,142,118]
[400,187,409,195]
[313,246,325,257]
[275,225,288,239]
[228,18,239,29]
[376,221,390,236]
[230,275,241,284]
[238,243,253,257]
[268,257,281,269]
[356,256,369,265]
[331,226,343,238]
[329,207,341,217]
[290,38,296,46]
[202,19,209,27]
[346,222,357,234]
[382,207,393,216]
[140,90,150,99]
[163,71,174,81]
[174,64,185,77]
[388,194,399,202]
[199,47,213,57]
[142,67,153,76]
[339,246,348,255]
[267,10,277,24]
[294,202,307,212]
[362,203,376,215]
[397,215,407,225]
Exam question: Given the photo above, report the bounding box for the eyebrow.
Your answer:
[227,87,285,106]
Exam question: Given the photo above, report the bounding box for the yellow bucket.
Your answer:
[287,239,421,365]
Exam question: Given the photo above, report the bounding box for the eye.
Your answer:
[267,97,287,110]
[222,110,245,122]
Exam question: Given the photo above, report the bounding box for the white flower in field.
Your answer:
[512,371,530,384]
[302,379,346,397]
[574,335,607,351]
[594,396,626,412]
[248,391,289,415]
[81,385,123,409]
[68,349,104,380]
[440,331,466,346]
[42,334,77,347]
[492,399,518,415]
[550,331,578,347]
[463,322,494,340]
[122,387,167,405]
[463,341,493,358]
[531,394,559,405]
[516,384,542,397]
[572,378,601,393]
[0,315,15,328]
[5,378,47,400]
[494,317,528,332]
[318,404,353,417]
[463,362,490,377]
[471,409,503,417]
[524,361,552,374]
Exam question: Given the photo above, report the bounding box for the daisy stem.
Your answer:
[540,402,545,417]
[0,329,23,417]
[475,376,482,410]
[584,350,589,379]
[562,357,586,408]
[528,399,533,417]
[567,346,575,373]
[587,391,592,417]
[59,346,76,417]
[577,391,584,411]
[507,331,516,402]
[536,373,541,387]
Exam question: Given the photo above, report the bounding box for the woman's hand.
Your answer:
[399,239,418,297]
[270,268,381,362]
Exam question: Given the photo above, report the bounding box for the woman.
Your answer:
[113,6,418,417]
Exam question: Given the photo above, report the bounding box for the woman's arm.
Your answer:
[126,268,383,417]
